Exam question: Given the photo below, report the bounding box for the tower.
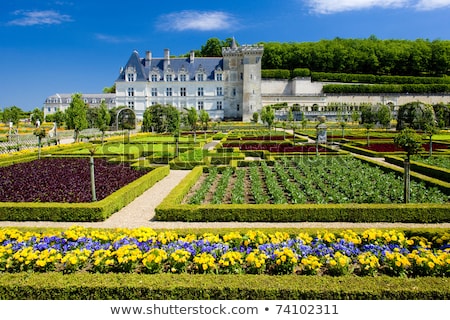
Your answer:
[222,40,264,121]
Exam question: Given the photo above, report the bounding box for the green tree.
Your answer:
[394,128,423,203]
[2,106,22,127]
[65,93,88,142]
[377,104,392,130]
[96,101,111,144]
[252,112,259,123]
[423,122,439,157]
[261,105,275,130]
[30,107,44,126]
[199,109,210,131]
[200,38,223,57]
[185,107,198,142]
[102,84,116,93]
[351,110,360,124]
[142,104,180,133]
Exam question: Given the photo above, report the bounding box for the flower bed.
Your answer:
[0,158,150,202]
[0,227,448,277]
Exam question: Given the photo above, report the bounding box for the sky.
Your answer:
[1,0,450,111]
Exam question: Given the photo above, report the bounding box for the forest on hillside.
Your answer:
[195,37,450,77]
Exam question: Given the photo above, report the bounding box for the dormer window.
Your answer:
[215,73,223,81]
[151,74,158,82]
[197,73,204,81]
[126,66,136,82]
[179,74,187,82]
[166,74,173,82]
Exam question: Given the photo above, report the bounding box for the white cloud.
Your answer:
[414,0,450,10]
[307,0,409,14]
[157,10,236,31]
[7,10,72,26]
[306,0,450,14]
[95,33,140,44]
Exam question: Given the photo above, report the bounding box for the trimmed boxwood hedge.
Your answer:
[0,273,448,300]
[384,155,450,183]
[0,165,170,222]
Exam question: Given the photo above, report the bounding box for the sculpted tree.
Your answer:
[394,128,423,203]
[65,93,88,142]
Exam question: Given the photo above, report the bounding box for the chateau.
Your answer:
[43,40,450,121]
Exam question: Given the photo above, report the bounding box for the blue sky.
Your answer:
[1,0,450,111]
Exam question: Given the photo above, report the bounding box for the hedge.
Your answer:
[0,273,448,299]
[0,165,170,222]
[155,165,450,223]
[312,72,450,85]
[384,156,450,183]
[261,69,291,79]
[323,84,450,94]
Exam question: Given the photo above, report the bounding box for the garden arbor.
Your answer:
[115,107,136,131]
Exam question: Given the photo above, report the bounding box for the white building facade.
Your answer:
[114,40,264,121]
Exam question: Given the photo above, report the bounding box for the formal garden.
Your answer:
[0,115,449,299]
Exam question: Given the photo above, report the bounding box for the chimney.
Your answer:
[189,50,195,63]
[145,51,152,67]
[164,48,170,69]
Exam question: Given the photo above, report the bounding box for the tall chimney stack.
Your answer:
[145,51,152,67]
[189,50,195,63]
[164,48,170,69]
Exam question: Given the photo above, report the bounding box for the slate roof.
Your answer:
[116,51,223,82]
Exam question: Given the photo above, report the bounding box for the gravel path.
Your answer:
[0,169,449,230]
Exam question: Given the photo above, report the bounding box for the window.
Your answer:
[216,101,222,110]
[240,73,243,80]
[128,101,134,109]
[179,74,187,82]
[166,74,172,82]
[197,74,204,81]
[127,88,134,97]
[127,73,135,82]
[151,74,158,82]
[216,73,222,81]
[166,88,172,96]
[197,101,204,110]
[197,87,204,96]
[180,87,186,96]
[237,104,240,111]
[151,88,157,96]
[216,87,223,96]
[232,88,236,96]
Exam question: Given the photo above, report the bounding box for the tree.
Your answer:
[103,84,116,93]
[252,112,259,123]
[142,104,180,133]
[2,106,22,127]
[96,101,111,145]
[65,93,88,142]
[33,127,46,159]
[200,38,223,57]
[185,107,198,142]
[261,105,275,131]
[423,122,439,157]
[199,109,210,131]
[351,110,360,124]
[396,102,436,130]
[377,104,392,130]
[394,128,423,203]
[30,108,44,126]
[360,104,376,146]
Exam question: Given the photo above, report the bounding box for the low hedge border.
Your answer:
[354,155,450,195]
[0,273,448,299]
[155,164,450,223]
[0,166,170,222]
[384,155,450,183]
